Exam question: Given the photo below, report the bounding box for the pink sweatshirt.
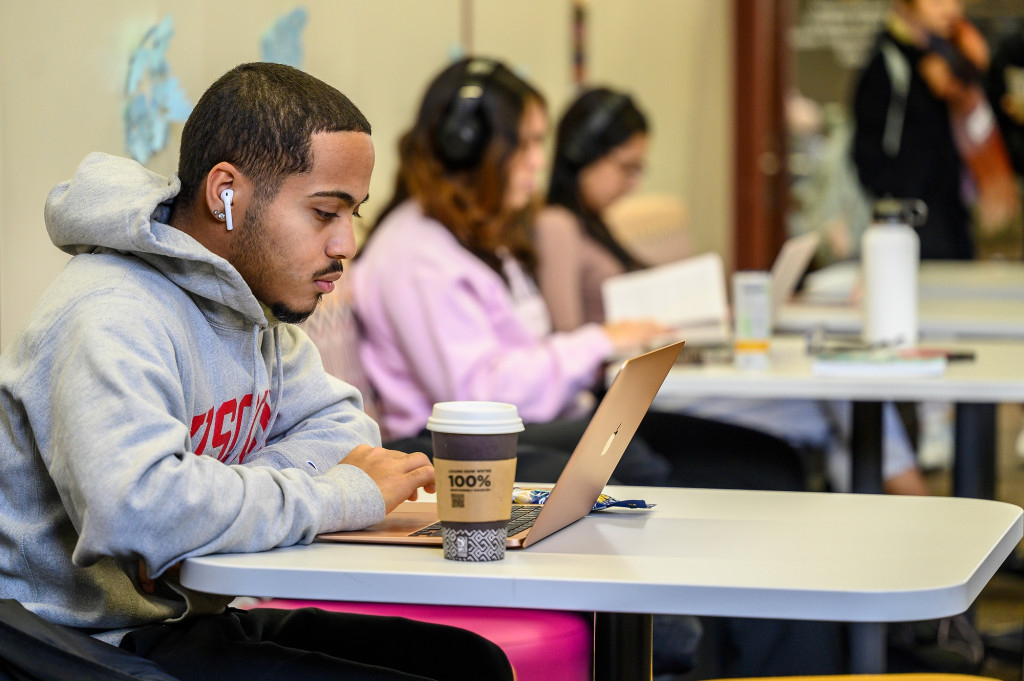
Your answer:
[352,200,612,439]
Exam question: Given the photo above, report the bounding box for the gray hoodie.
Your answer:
[0,153,385,641]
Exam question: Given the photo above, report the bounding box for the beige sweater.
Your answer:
[534,206,625,331]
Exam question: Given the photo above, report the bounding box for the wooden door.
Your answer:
[733,0,792,270]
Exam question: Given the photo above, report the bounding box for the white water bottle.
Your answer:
[861,198,926,348]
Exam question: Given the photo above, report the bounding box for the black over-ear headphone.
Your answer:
[562,92,631,166]
[434,59,501,168]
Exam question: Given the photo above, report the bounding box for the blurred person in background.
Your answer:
[984,26,1024,459]
[852,0,1019,259]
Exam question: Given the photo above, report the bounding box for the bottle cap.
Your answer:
[872,198,928,226]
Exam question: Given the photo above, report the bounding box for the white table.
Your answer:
[783,259,1024,340]
[776,297,1024,340]
[181,485,1023,679]
[775,261,1024,497]
[655,336,1024,497]
[920,261,1024,301]
[659,337,1024,404]
[801,260,1024,304]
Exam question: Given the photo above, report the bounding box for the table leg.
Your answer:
[851,402,884,494]
[849,622,888,673]
[953,403,997,499]
[594,612,653,681]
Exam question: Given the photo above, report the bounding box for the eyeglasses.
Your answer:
[600,150,645,179]
[613,160,645,179]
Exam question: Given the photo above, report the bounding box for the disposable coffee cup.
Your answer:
[426,401,522,562]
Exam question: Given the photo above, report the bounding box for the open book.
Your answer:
[600,234,820,348]
[601,252,730,346]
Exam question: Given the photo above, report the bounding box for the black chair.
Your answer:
[0,599,178,681]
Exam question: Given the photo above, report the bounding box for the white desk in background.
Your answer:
[800,259,1024,304]
[181,485,1022,680]
[774,292,1024,498]
[920,260,1024,300]
[655,336,1024,498]
[776,297,1024,341]
[776,262,1024,498]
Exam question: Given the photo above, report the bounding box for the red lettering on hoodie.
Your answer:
[226,393,254,455]
[190,391,270,460]
[240,394,273,462]
[211,398,238,462]
[190,408,214,455]
[237,391,266,457]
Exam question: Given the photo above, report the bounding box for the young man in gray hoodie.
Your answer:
[0,62,513,681]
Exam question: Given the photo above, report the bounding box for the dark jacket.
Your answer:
[852,30,974,260]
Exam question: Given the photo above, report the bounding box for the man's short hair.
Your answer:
[176,62,371,212]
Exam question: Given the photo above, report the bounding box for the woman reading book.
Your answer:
[535,87,930,497]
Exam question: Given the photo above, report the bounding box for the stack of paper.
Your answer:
[812,349,948,377]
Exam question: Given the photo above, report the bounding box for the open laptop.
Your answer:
[318,340,684,550]
[770,232,820,315]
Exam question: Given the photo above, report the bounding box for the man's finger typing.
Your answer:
[343,445,435,513]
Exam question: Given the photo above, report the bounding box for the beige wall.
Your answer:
[0,0,733,348]
[589,0,733,261]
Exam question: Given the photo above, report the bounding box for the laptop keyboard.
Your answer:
[409,505,542,538]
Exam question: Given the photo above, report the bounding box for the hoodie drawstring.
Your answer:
[236,324,284,463]
[235,325,262,463]
[264,325,284,440]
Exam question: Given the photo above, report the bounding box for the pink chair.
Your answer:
[248,599,592,681]
[289,274,593,681]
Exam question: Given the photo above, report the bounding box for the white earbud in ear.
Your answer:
[220,188,234,231]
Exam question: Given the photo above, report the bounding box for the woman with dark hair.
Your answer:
[539,88,649,331]
[535,87,929,499]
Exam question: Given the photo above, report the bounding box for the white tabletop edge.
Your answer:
[180,488,1024,624]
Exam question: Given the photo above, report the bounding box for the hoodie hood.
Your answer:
[45,152,267,327]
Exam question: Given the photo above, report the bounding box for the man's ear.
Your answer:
[204,163,242,225]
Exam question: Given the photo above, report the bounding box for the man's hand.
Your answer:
[342,445,435,513]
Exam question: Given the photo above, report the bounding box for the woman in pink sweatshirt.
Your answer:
[353,60,844,678]
[352,59,807,494]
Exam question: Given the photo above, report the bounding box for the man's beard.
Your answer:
[230,196,324,325]
[270,299,320,324]
[272,259,345,323]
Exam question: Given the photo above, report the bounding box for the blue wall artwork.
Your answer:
[261,7,309,69]
[123,15,192,165]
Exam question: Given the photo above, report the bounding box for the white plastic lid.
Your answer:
[426,401,525,435]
